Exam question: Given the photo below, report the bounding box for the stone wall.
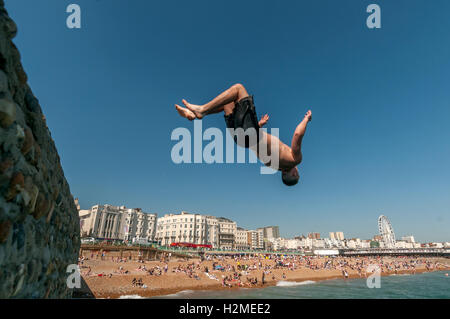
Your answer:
[0,1,80,298]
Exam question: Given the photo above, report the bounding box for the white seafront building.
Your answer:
[235,227,250,250]
[79,204,157,242]
[154,212,239,249]
[155,211,235,249]
[217,217,238,250]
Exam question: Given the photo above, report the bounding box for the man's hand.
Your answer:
[259,114,269,127]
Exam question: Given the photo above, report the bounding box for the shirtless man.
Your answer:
[175,83,312,186]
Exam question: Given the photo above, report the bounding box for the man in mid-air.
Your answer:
[175,83,312,186]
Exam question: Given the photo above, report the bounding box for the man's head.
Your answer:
[281,167,299,186]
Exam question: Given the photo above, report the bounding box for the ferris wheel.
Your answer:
[378,215,396,248]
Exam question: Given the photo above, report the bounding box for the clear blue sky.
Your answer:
[6,0,450,242]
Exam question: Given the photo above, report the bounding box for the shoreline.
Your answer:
[152,268,443,299]
[104,268,440,299]
[77,258,448,299]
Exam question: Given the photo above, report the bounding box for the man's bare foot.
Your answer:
[182,99,204,119]
[297,110,312,137]
[304,110,312,122]
[175,104,196,121]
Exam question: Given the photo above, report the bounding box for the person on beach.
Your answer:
[342,270,349,279]
[175,83,312,186]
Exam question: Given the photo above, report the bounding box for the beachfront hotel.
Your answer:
[216,217,238,249]
[235,227,250,250]
[79,204,157,242]
[154,212,241,249]
[155,212,222,248]
[248,229,265,250]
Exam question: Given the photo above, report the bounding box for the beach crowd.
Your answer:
[78,251,449,291]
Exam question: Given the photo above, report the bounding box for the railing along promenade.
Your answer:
[80,243,309,257]
[80,243,450,259]
[156,247,450,257]
[340,248,450,257]
[79,244,193,259]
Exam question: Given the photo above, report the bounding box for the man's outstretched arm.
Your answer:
[290,110,312,164]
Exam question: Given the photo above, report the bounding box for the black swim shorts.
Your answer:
[224,95,260,148]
